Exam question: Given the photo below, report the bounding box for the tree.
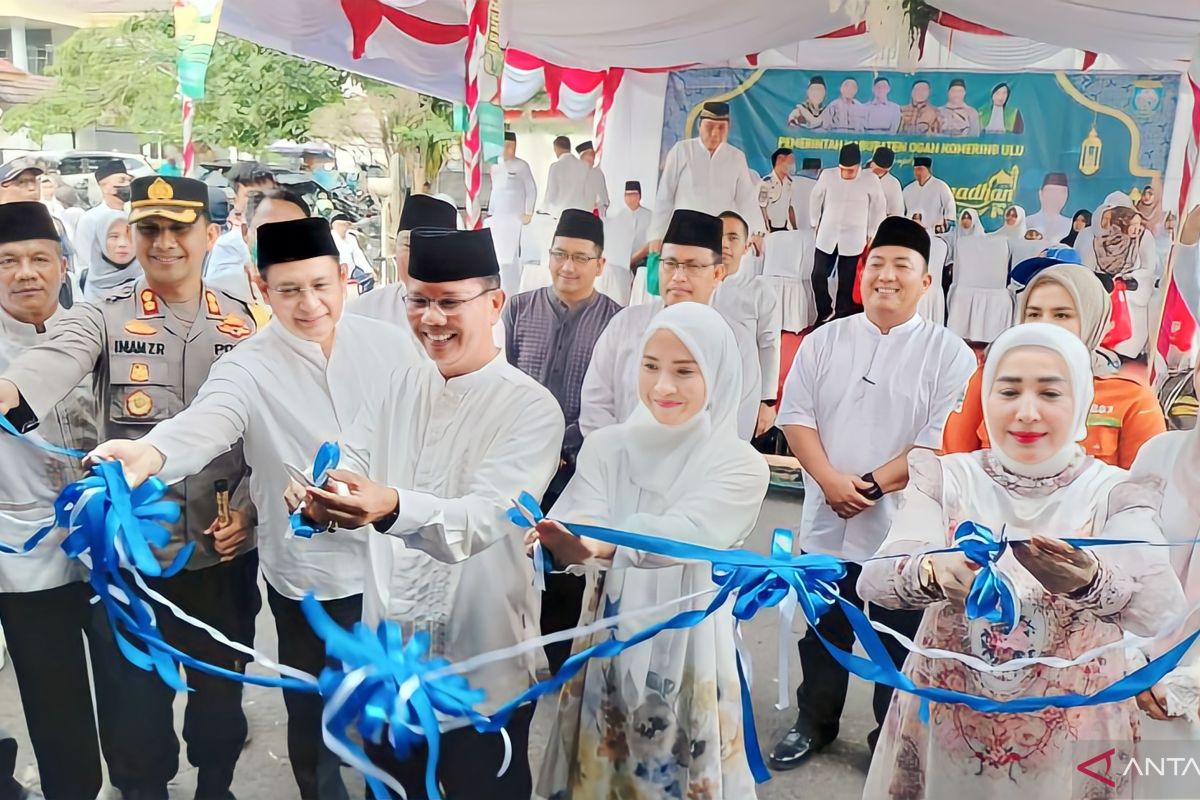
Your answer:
[2,12,348,152]
[310,84,458,187]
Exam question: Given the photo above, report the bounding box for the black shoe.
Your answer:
[194,793,235,800]
[768,725,835,771]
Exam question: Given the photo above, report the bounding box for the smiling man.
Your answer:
[0,175,260,799]
[0,202,103,800]
[770,215,975,772]
[297,226,564,798]
[89,216,421,800]
[501,208,621,672]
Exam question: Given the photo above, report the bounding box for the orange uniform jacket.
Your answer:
[942,366,1166,469]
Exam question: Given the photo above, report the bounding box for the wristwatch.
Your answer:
[860,472,885,501]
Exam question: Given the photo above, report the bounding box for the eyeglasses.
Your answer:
[268,280,341,300]
[403,287,497,316]
[549,249,600,266]
[660,258,719,276]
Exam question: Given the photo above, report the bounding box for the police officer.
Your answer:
[0,201,102,800]
[0,175,260,800]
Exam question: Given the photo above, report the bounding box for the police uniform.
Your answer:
[0,176,261,797]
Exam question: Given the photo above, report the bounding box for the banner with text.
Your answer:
[660,69,1180,228]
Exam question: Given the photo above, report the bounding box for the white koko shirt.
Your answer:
[143,314,422,600]
[777,312,975,560]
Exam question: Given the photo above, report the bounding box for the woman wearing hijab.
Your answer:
[81,207,142,302]
[1129,369,1200,781]
[532,302,769,800]
[1135,181,1164,235]
[988,204,1026,243]
[1060,209,1091,247]
[1081,195,1159,359]
[978,83,1024,134]
[944,263,1165,467]
[859,323,1183,800]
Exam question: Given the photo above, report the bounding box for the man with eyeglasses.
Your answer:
[89,216,422,800]
[501,208,621,671]
[581,209,759,438]
[295,227,564,799]
[0,175,260,799]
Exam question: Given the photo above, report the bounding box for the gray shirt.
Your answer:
[502,286,620,461]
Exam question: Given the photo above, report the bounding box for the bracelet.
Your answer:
[860,471,885,501]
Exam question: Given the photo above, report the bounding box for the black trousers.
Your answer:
[811,248,862,322]
[266,584,362,800]
[0,583,102,800]
[539,462,585,674]
[91,550,261,798]
[794,561,921,746]
[363,704,535,800]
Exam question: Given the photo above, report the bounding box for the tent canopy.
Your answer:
[219,0,1200,104]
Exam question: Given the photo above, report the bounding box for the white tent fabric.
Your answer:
[220,0,466,99]
[503,0,851,71]
[935,0,1200,64]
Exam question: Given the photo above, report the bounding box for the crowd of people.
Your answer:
[0,89,1196,800]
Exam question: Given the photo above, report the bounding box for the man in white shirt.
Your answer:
[619,180,654,267]
[714,210,781,438]
[869,146,905,218]
[1025,172,1072,243]
[330,212,376,291]
[902,156,956,234]
[576,141,611,217]
[862,76,902,133]
[581,209,761,440]
[759,147,798,232]
[651,101,762,246]
[73,158,133,273]
[350,193,459,322]
[543,135,592,216]
[90,217,422,800]
[487,131,538,295]
[809,143,887,323]
[0,202,104,800]
[769,216,976,771]
[299,227,564,799]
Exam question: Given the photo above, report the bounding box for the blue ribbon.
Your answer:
[506,492,846,783]
[290,441,341,539]
[0,412,86,554]
[301,595,488,800]
[954,522,1020,634]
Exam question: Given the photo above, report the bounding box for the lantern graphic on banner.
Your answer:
[1079,124,1102,176]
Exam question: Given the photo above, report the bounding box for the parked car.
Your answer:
[42,151,155,207]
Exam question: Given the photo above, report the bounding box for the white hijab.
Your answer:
[957,208,985,239]
[83,206,143,300]
[982,323,1094,478]
[619,302,745,498]
[989,205,1027,241]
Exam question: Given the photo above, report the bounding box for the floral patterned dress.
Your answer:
[535,425,768,800]
[857,449,1182,800]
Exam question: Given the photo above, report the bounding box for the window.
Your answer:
[24,29,53,76]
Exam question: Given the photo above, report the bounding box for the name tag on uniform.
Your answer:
[114,340,166,356]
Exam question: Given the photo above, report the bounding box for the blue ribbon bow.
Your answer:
[954,522,1020,633]
[290,441,341,539]
[301,595,488,800]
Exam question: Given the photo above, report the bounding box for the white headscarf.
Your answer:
[957,208,985,238]
[982,323,1094,478]
[83,206,143,301]
[619,302,744,497]
[989,205,1027,242]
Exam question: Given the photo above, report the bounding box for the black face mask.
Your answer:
[114,185,132,203]
[101,253,136,270]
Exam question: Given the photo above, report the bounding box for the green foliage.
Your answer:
[3,12,347,152]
